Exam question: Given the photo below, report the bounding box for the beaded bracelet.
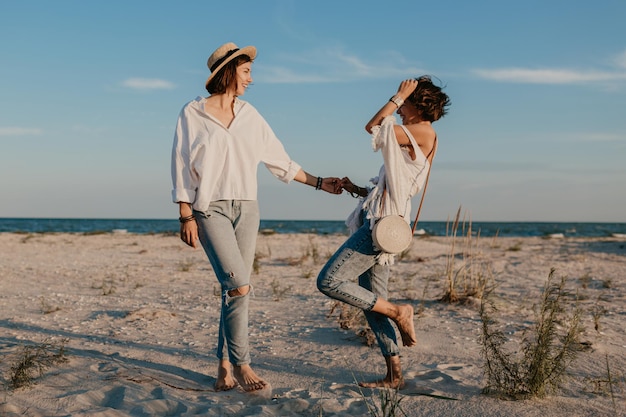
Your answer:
[315,176,323,190]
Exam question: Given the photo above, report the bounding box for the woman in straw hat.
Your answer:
[317,76,450,389]
[171,42,341,392]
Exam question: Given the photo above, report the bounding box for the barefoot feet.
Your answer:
[394,304,417,347]
[215,361,268,393]
[358,356,405,389]
[214,360,238,391]
[233,364,268,392]
[358,377,405,389]
[371,299,417,348]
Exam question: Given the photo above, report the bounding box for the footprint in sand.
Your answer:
[402,363,476,399]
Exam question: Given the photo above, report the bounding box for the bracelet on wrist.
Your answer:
[389,95,404,108]
[179,214,195,224]
[315,176,323,190]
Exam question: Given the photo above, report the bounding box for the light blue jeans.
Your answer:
[317,218,400,357]
[195,200,260,366]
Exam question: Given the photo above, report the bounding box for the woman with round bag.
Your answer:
[317,76,450,388]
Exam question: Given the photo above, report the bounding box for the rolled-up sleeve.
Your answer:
[171,107,198,204]
[370,115,396,152]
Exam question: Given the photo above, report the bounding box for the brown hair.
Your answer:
[206,54,253,95]
[406,76,450,122]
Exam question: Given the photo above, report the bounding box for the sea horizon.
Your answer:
[1,217,625,238]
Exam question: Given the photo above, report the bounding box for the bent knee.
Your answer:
[316,271,332,295]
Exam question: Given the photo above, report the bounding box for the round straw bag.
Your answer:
[372,215,413,254]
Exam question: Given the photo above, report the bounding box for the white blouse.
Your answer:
[346,116,431,264]
[171,97,301,212]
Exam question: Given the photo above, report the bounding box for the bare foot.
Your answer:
[233,364,268,392]
[359,377,405,389]
[394,304,417,347]
[359,356,405,389]
[214,360,238,391]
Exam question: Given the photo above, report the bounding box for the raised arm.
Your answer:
[365,79,418,134]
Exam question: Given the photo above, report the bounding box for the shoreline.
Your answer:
[2,218,626,238]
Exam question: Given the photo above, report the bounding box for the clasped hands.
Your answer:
[320,177,363,197]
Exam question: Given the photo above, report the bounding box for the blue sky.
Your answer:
[1,0,625,222]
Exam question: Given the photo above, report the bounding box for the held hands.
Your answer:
[339,177,366,198]
[320,177,343,194]
[316,176,362,196]
[340,177,356,194]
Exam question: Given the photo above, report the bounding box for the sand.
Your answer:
[0,231,624,416]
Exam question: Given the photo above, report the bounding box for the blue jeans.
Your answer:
[317,221,400,357]
[195,200,260,366]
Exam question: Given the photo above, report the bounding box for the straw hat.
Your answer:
[205,42,257,88]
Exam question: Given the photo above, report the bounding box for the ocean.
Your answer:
[0,218,625,238]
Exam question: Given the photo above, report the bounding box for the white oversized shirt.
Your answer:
[171,97,301,212]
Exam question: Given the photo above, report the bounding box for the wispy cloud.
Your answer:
[472,68,625,84]
[254,66,335,83]
[0,127,43,136]
[472,49,626,85]
[255,47,423,83]
[122,78,175,90]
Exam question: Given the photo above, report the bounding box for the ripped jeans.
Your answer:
[195,200,260,366]
[317,220,400,357]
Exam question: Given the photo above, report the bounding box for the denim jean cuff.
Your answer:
[364,295,378,312]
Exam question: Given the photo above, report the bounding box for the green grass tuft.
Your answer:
[479,268,583,399]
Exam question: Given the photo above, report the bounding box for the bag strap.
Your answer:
[379,136,437,233]
[411,136,436,233]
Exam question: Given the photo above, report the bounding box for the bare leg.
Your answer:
[233,364,268,392]
[215,359,238,391]
[371,299,416,347]
[359,355,405,389]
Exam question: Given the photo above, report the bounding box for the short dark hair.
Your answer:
[206,54,253,94]
[406,76,450,122]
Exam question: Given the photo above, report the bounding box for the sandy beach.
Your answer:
[0,231,624,416]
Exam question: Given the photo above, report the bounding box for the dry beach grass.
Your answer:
[0,231,625,416]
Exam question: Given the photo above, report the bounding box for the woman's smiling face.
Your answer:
[235,62,253,96]
[397,102,419,124]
